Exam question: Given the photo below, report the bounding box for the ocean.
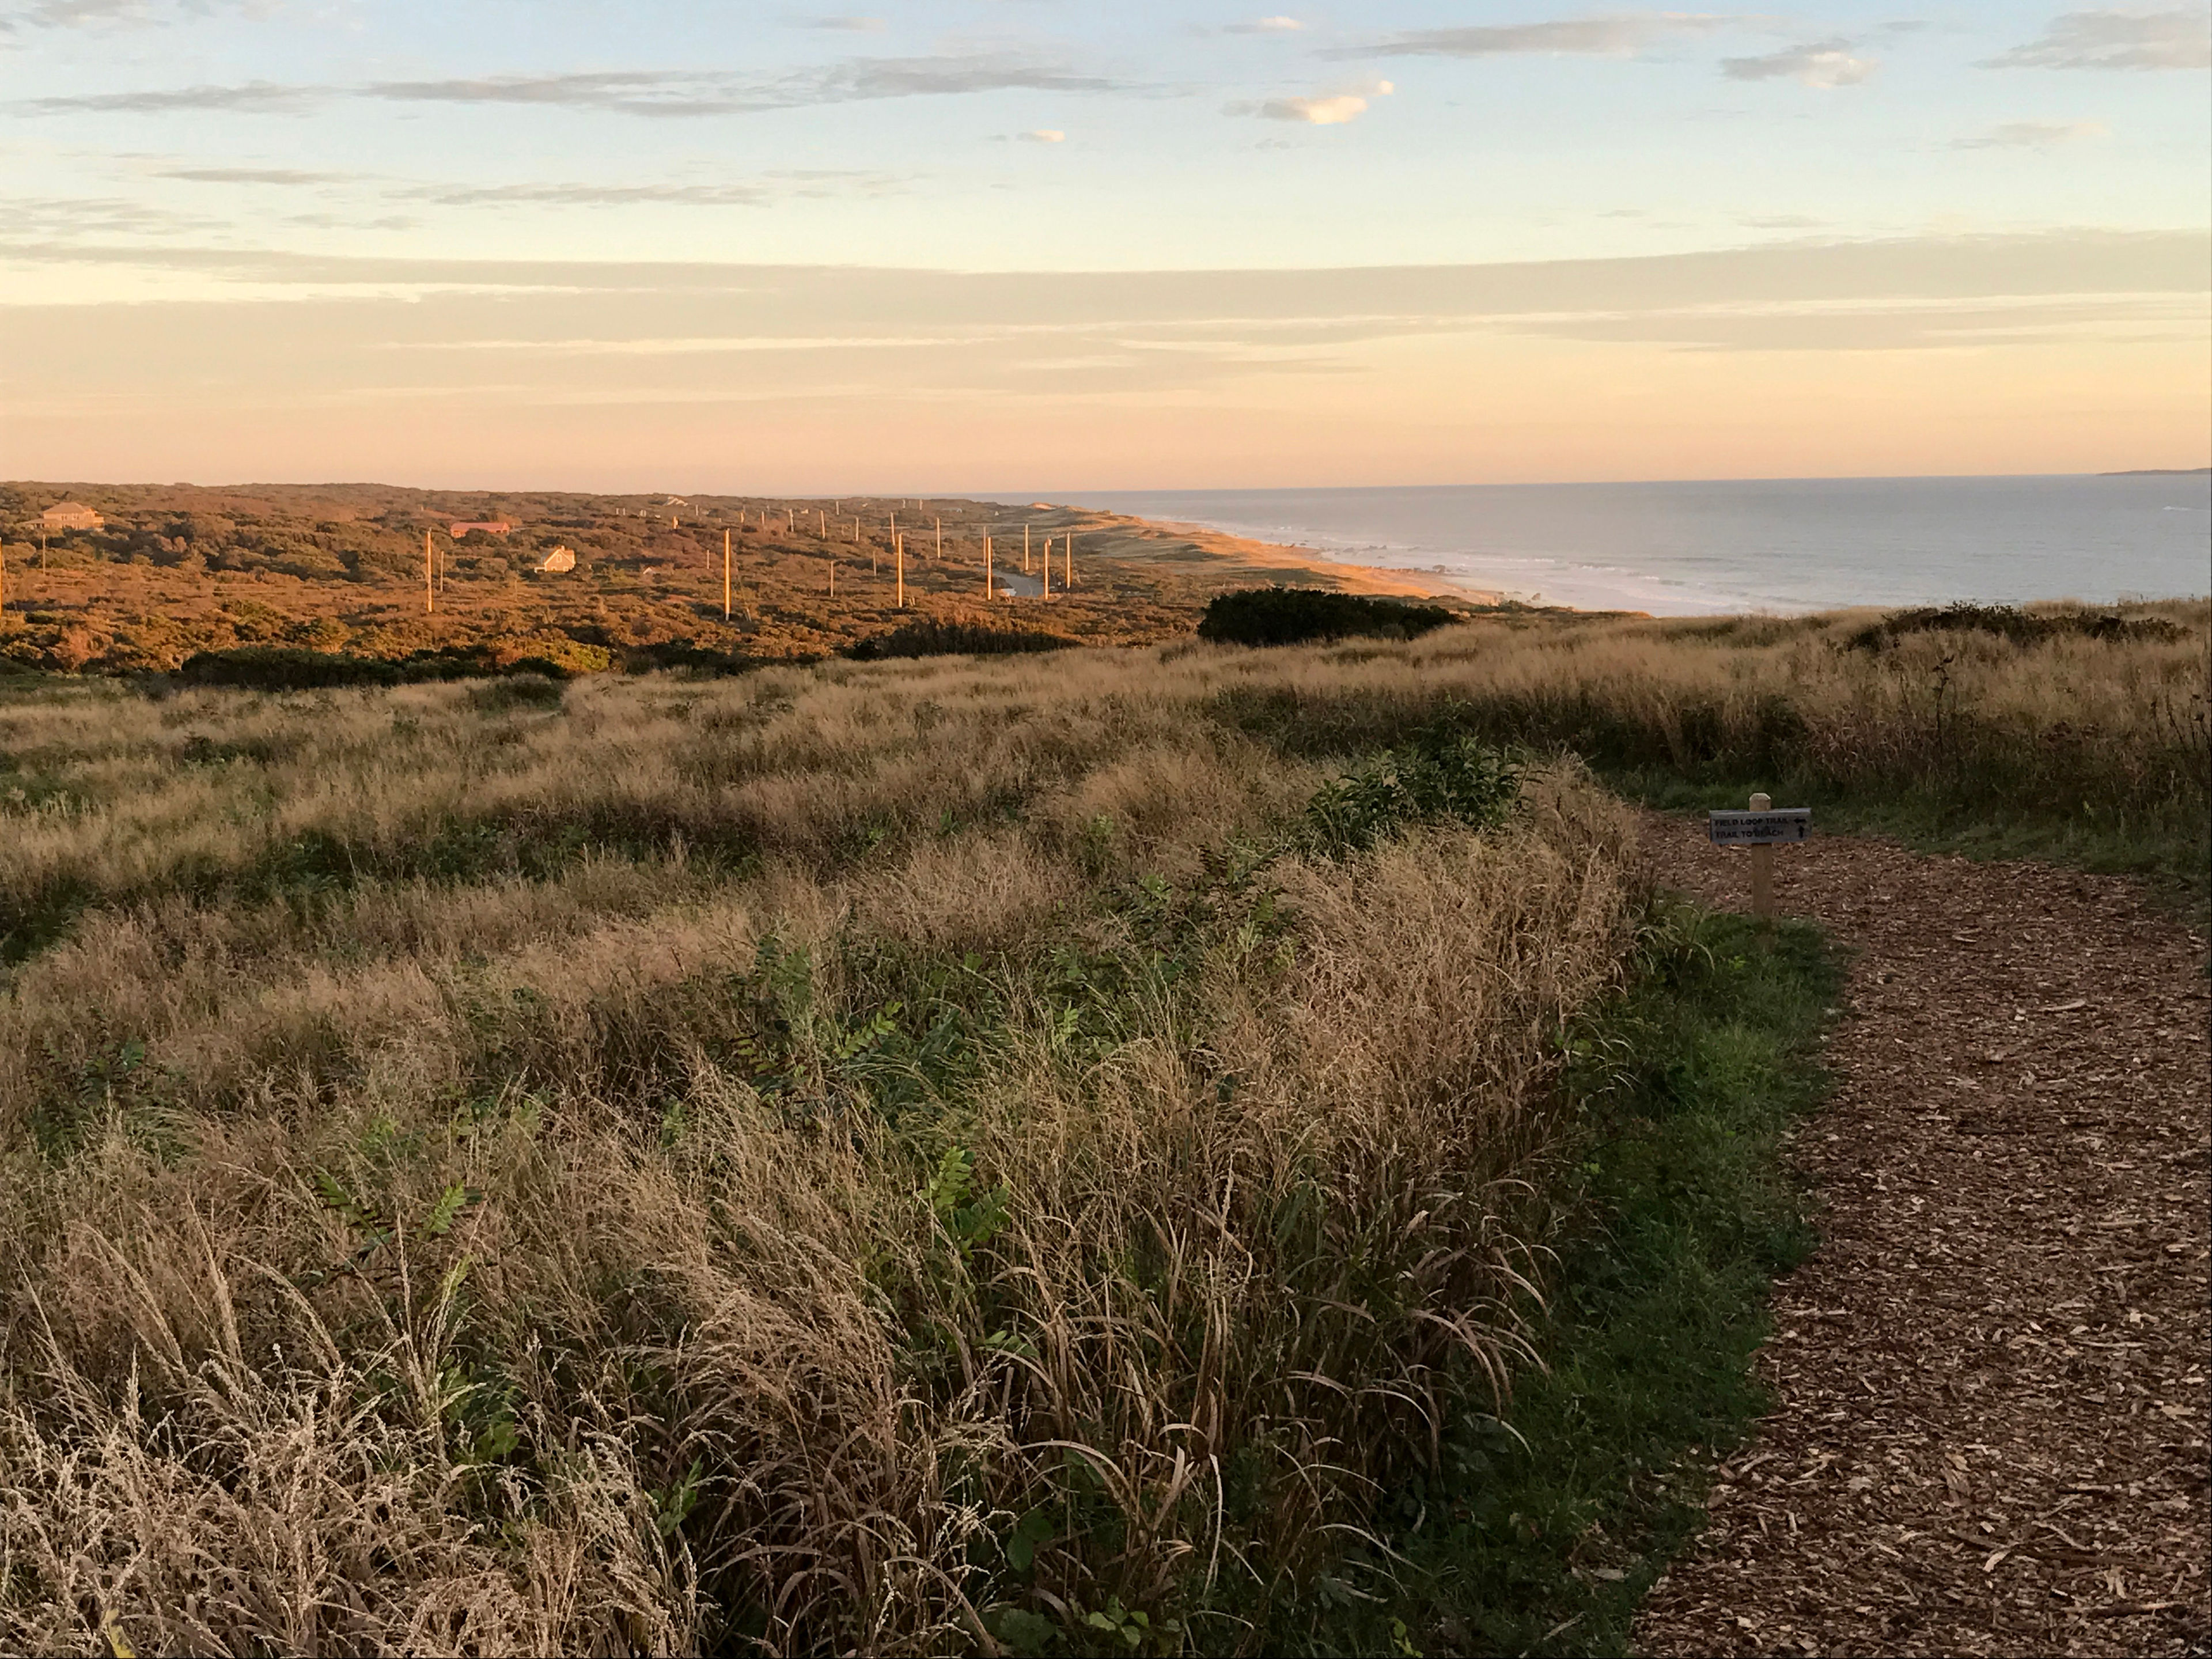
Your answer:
[1041,474,2211,615]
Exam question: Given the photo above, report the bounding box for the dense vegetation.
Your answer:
[0,646,1641,1656]
[1205,600,2210,910]
[0,598,2200,1655]
[0,483,1249,676]
[1196,586,1464,647]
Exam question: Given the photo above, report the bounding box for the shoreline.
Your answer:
[1029,504,1522,607]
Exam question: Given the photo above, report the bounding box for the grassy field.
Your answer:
[0,599,2202,1655]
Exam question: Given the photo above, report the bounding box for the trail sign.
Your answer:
[1710,794,1807,923]
[1707,808,1811,847]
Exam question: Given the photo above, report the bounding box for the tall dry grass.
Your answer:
[1,600,2199,1654]
[0,647,1638,1657]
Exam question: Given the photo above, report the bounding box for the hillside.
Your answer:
[0,483,1475,675]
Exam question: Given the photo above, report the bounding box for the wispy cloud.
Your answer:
[1953,118,2113,147]
[146,161,902,209]
[17,54,1132,118]
[1982,8,2210,71]
[20,79,320,113]
[1722,40,1878,86]
[1328,14,1737,59]
[0,193,224,237]
[1224,16,1305,33]
[1017,128,1065,143]
[787,13,887,30]
[154,165,357,185]
[0,0,264,31]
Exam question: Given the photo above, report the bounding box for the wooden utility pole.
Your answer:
[983,534,993,597]
[817,509,825,537]
[724,529,732,620]
[1041,536,1051,600]
[934,517,942,562]
[425,529,434,613]
[895,532,905,608]
[1023,523,1031,574]
[828,559,836,596]
[1065,532,1074,589]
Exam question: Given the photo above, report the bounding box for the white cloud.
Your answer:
[1953,118,2113,147]
[1255,78,1393,124]
[1983,8,2210,71]
[1225,15,1305,32]
[1018,128,1064,142]
[1722,40,1878,86]
[788,13,888,30]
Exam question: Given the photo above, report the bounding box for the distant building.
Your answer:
[449,520,512,538]
[536,546,576,573]
[41,502,103,531]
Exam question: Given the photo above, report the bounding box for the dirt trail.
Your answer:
[1634,820,2210,1658]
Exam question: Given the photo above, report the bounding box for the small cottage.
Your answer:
[41,503,103,531]
[537,546,576,573]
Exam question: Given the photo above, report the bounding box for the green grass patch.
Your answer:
[1294,903,1842,1658]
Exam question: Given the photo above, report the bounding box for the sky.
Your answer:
[1,2,2207,491]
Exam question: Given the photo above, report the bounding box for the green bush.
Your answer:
[1847,601,2181,652]
[175,646,604,691]
[1196,586,1461,647]
[845,618,1077,660]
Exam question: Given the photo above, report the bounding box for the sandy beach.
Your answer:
[1010,503,1499,603]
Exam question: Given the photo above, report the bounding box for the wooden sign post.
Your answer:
[1706,792,1810,921]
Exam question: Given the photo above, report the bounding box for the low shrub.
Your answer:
[175,645,607,690]
[845,618,1078,660]
[1197,586,1463,647]
[1847,601,2183,652]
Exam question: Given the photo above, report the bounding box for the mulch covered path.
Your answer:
[1632,820,2210,1658]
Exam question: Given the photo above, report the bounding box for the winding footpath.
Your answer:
[1634,820,2210,1658]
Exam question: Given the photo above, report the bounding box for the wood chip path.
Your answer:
[1633,820,2210,1658]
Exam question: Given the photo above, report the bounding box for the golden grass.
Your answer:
[0,643,1641,1657]
[1,601,2200,1654]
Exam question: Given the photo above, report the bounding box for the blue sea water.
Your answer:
[1038,475,2211,615]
